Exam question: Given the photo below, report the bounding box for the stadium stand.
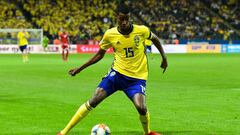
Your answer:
[1,0,240,44]
[131,0,240,44]
[0,1,32,28]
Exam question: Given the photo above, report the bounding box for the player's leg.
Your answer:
[61,45,65,61]
[133,93,151,135]
[19,46,24,62]
[59,70,117,135]
[65,47,69,61]
[59,88,108,135]
[44,47,48,52]
[131,92,160,135]
[43,45,48,52]
[124,81,152,135]
[23,46,29,62]
[20,45,28,62]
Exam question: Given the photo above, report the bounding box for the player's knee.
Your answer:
[89,100,97,108]
[89,88,107,108]
[136,104,147,115]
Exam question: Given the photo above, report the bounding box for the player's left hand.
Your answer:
[161,58,168,73]
[68,68,80,76]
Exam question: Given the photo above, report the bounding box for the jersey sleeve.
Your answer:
[142,26,152,40]
[99,30,112,50]
[25,32,30,38]
[17,32,21,39]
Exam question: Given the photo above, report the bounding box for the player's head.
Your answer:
[18,23,25,31]
[116,2,130,31]
[62,29,66,34]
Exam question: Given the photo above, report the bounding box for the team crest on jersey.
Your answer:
[134,35,140,46]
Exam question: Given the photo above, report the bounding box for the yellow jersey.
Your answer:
[145,39,152,46]
[17,31,30,46]
[100,24,152,80]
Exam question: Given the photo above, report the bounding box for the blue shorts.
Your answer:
[19,45,27,52]
[146,46,152,53]
[98,69,146,99]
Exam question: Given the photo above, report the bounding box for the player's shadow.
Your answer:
[28,130,235,135]
[109,130,234,135]
[31,131,142,135]
[111,131,142,135]
[160,130,234,135]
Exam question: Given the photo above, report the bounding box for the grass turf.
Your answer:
[0,53,239,135]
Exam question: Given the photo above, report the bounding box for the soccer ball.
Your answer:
[91,123,111,135]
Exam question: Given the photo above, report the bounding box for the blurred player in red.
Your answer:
[59,30,70,61]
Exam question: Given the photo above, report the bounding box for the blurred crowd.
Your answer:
[0,0,239,44]
[205,0,240,29]
[0,1,32,28]
[17,0,116,44]
[131,0,239,43]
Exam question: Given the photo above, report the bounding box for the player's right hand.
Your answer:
[161,57,168,74]
[68,68,80,76]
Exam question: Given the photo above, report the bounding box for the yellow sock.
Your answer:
[25,55,28,61]
[140,112,150,135]
[22,55,25,62]
[61,101,93,135]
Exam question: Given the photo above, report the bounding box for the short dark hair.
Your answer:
[117,1,130,14]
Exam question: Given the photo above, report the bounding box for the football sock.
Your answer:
[66,50,69,61]
[25,55,28,61]
[62,50,65,60]
[22,55,25,62]
[22,55,28,62]
[60,101,93,135]
[139,112,150,134]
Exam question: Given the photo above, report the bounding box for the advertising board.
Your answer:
[187,44,221,53]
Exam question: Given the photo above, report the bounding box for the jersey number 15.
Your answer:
[124,47,134,58]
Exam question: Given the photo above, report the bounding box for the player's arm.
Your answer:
[68,36,70,44]
[17,32,21,39]
[69,30,111,76]
[25,32,30,38]
[59,35,62,43]
[69,49,106,76]
[150,32,168,73]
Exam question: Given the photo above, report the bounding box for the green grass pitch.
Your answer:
[0,53,239,135]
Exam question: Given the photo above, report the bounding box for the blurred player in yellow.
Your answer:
[145,39,154,59]
[17,27,30,62]
[58,2,167,135]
